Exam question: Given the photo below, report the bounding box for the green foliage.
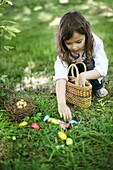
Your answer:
[0,0,20,50]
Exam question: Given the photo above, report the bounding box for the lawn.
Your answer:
[0,0,113,169]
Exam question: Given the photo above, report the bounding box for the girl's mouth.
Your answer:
[72,50,79,53]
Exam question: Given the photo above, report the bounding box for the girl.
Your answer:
[53,11,108,121]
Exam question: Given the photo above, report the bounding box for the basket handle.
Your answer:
[67,63,79,78]
[67,64,79,85]
[67,62,87,85]
[67,62,86,77]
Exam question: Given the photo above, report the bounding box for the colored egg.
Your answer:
[58,122,66,130]
[51,118,61,124]
[12,136,16,140]
[47,118,52,122]
[30,123,40,130]
[66,138,73,145]
[19,121,28,127]
[65,123,70,129]
[43,115,50,122]
[48,118,61,125]
[58,131,67,140]
[68,120,78,125]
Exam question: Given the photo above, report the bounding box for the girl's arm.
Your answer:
[79,69,101,86]
[79,34,108,87]
[56,79,72,121]
[56,79,66,105]
[92,33,108,77]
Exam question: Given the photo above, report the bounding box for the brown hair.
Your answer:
[56,11,94,64]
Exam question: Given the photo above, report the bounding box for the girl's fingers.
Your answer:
[58,107,72,121]
[60,111,67,121]
[63,114,67,122]
[67,108,72,120]
[64,111,72,121]
[59,112,63,119]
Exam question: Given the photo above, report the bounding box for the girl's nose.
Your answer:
[72,43,78,50]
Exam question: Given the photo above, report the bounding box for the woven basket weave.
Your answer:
[66,62,92,108]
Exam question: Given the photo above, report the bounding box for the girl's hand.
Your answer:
[79,72,86,87]
[79,70,101,86]
[58,103,72,121]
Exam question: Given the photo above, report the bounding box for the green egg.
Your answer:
[66,138,73,145]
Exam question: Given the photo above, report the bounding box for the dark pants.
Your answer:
[70,59,103,91]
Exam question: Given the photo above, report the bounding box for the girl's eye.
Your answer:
[65,42,71,45]
[77,40,82,44]
[65,39,83,45]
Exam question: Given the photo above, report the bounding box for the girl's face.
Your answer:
[65,32,85,54]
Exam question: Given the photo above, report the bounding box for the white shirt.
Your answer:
[53,33,108,82]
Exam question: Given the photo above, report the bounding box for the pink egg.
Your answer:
[30,123,40,130]
[58,122,66,130]
[65,123,70,129]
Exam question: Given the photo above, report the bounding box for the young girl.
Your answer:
[53,11,108,121]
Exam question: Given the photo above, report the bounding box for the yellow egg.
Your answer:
[47,118,61,124]
[51,118,61,124]
[66,138,73,145]
[47,118,52,122]
[19,121,28,127]
[58,131,67,140]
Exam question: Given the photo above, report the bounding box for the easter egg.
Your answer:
[47,118,52,122]
[51,118,61,124]
[43,115,50,122]
[19,121,28,127]
[58,131,67,140]
[48,118,61,124]
[58,122,66,130]
[65,123,70,129]
[66,138,73,145]
[12,136,16,140]
[68,120,78,125]
[30,123,40,130]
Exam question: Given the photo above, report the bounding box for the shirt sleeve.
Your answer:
[53,56,68,81]
[93,34,108,77]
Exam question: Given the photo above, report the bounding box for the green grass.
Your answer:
[0,0,113,169]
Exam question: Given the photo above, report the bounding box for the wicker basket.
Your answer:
[66,62,92,108]
[4,97,36,120]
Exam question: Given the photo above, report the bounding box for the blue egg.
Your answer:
[43,115,50,122]
[68,120,78,125]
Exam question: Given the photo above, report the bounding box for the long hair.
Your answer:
[56,11,94,64]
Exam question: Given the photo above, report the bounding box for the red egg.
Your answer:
[30,123,40,130]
